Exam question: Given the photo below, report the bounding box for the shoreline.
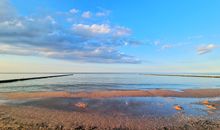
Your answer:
[2,89,220,100]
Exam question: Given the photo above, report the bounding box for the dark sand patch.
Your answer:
[2,89,220,100]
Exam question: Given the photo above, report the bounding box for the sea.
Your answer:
[1,73,220,117]
[0,73,220,93]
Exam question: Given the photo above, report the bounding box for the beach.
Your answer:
[1,89,220,129]
[0,104,220,130]
[1,73,220,129]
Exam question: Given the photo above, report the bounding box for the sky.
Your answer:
[0,0,220,73]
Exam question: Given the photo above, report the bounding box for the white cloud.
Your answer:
[82,11,92,18]
[153,40,191,51]
[0,43,140,64]
[72,24,134,38]
[72,24,111,35]
[0,0,141,64]
[197,44,217,55]
[69,8,79,14]
[114,26,131,36]
[0,20,24,28]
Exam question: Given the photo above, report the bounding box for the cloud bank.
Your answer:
[0,0,141,64]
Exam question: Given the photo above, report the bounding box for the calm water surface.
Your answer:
[0,73,220,92]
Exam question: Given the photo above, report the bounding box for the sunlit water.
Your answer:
[0,73,220,92]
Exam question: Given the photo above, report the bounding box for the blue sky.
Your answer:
[0,0,219,72]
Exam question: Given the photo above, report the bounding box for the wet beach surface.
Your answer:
[1,93,220,129]
[5,96,220,117]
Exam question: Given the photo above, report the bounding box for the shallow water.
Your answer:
[0,73,220,92]
[5,96,220,118]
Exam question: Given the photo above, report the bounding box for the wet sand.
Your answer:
[0,104,220,130]
[2,89,220,99]
[1,89,220,129]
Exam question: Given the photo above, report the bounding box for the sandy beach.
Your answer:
[1,104,220,130]
[1,89,220,129]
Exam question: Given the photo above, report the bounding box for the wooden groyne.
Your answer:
[0,74,73,83]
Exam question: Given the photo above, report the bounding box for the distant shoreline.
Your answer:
[1,72,220,77]
[144,74,220,78]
